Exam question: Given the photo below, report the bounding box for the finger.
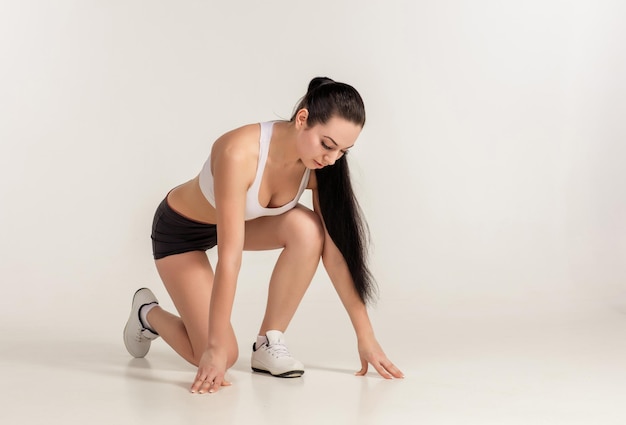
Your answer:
[372,361,393,379]
[190,375,207,393]
[195,372,218,394]
[208,375,224,394]
[355,358,368,376]
[371,359,392,379]
[382,361,405,379]
[198,378,214,394]
[192,376,231,394]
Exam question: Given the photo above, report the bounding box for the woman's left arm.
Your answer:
[312,188,404,379]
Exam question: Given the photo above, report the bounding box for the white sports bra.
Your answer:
[198,122,311,221]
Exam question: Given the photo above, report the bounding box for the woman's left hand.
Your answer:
[356,336,404,379]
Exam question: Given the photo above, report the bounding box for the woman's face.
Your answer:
[296,113,362,169]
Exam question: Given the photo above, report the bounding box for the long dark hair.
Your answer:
[291,77,377,304]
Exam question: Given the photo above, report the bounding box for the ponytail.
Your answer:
[292,77,377,304]
[316,157,377,304]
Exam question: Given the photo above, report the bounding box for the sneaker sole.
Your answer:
[123,289,144,358]
[123,288,157,358]
[252,367,304,378]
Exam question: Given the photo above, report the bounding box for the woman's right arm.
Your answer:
[190,130,255,394]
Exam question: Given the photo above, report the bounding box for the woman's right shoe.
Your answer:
[251,330,305,378]
[123,288,160,358]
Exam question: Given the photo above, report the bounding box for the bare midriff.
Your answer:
[166,176,218,224]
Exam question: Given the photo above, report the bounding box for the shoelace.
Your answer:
[265,342,291,359]
[134,328,145,342]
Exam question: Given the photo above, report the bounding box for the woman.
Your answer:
[124,77,404,394]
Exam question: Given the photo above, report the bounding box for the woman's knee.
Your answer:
[226,345,240,369]
[283,207,324,252]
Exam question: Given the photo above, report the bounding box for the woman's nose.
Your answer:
[324,151,340,165]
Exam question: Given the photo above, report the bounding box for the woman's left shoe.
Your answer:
[123,288,160,358]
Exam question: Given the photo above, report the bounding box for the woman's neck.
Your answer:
[270,121,301,166]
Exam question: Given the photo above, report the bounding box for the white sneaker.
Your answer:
[123,288,160,358]
[251,330,304,378]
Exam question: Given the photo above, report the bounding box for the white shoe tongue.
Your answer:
[265,330,285,345]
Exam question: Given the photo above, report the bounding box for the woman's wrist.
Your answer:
[355,326,375,342]
[348,305,375,341]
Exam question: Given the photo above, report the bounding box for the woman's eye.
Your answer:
[321,141,332,150]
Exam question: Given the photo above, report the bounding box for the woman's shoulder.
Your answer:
[211,123,261,160]
[221,122,261,141]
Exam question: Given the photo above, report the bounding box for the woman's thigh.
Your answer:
[243,204,324,251]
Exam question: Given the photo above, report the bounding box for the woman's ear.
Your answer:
[295,108,309,129]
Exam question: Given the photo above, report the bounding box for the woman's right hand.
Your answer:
[190,347,232,394]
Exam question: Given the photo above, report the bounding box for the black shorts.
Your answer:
[151,197,218,260]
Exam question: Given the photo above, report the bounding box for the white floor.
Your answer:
[2,297,626,425]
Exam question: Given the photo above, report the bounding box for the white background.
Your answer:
[2,2,626,424]
[1,0,625,345]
